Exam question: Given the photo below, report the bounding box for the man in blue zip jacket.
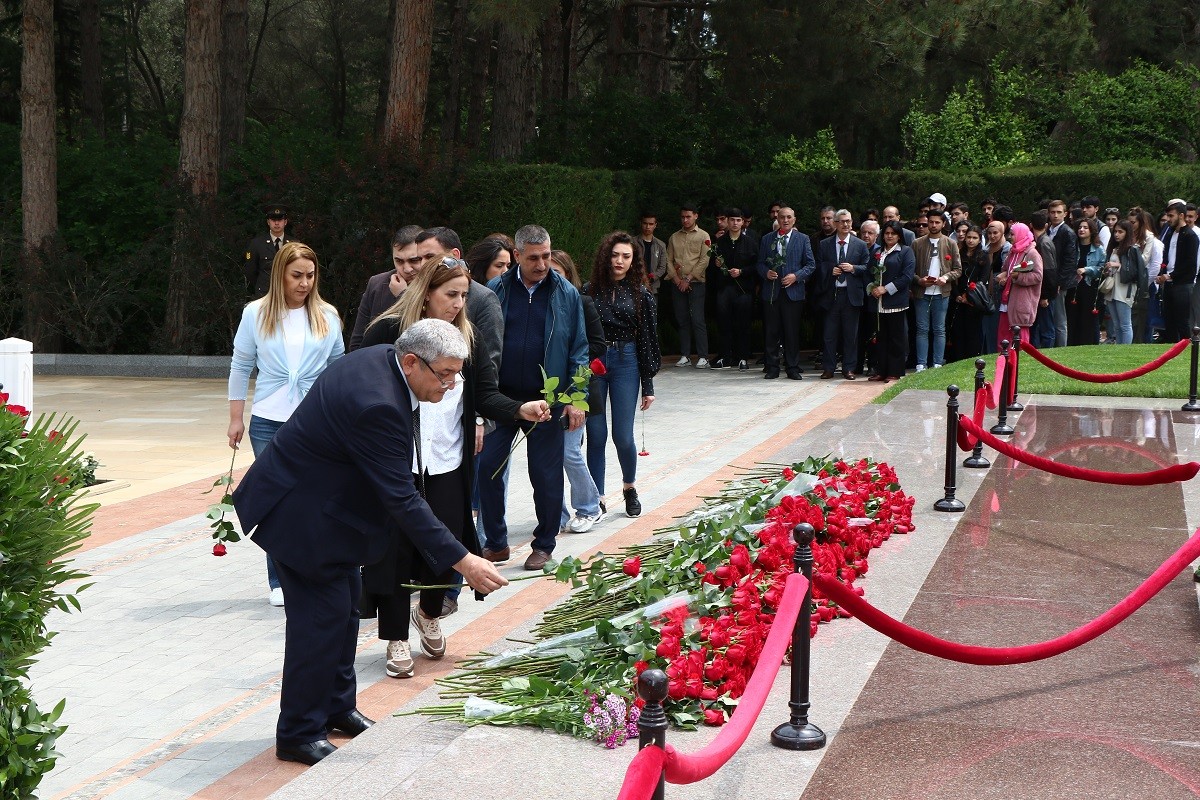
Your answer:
[478,224,589,571]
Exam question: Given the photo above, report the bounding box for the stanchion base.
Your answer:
[963,455,991,469]
[1007,401,1024,412]
[1182,401,1200,412]
[934,496,966,512]
[771,721,827,750]
[990,424,1014,436]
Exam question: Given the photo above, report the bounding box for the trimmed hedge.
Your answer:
[3,128,1200,354]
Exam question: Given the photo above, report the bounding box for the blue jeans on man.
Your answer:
[562,424,602,528]
[477,410,566,555]
[913,293,949,368]
[1032,300,1056,348]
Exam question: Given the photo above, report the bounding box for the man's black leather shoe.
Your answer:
[277,739,337,765]
[328,710,375,737]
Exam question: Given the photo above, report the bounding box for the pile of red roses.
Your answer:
[631,459,915,726]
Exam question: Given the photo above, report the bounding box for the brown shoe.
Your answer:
[819,371,835,379]
[867,374,886,382]
[523,549,553,571]
[843,372,857,380]
[481,546,510,563]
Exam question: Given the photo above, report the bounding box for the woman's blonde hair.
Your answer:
[369,252,474,353]
[256,241,337,339]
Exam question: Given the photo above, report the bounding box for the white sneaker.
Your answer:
[933,363,943,368]
[915,364,926,372]
[568,508,607,533]
[269,587,284,607]
[695,358,710,369]
[386,640,414,678]
[411,607,446,659]
[675,356,691,367]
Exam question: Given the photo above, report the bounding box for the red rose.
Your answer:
[622,556,641,576]
[48,430,61,441]
[0,392,7,404]
[589,357,607,377]
[6,404,29,418]
[782,467,796,481]
[212,543,227,557]
[634,660,649,675]
[693,561,706,575]
[54,474,69,484]
[704,239,711,247]
[944,254,951,261]
[703,708,726,726]
[968,282,977,290]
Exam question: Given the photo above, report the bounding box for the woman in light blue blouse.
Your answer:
[227,242,344,605]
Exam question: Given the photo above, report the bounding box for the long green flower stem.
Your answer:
[398,573,548,591]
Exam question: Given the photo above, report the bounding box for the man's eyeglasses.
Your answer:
[915,222,929,228]
[418,356,460,389]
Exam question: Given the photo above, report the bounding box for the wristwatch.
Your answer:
[475,416,485,426]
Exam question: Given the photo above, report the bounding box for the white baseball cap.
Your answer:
[928,192,947,206]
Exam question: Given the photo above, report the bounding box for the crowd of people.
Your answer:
[222,194,1200,765]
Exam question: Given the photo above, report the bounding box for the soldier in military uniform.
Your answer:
[244,205,291,298]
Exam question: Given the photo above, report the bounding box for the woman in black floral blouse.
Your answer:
[584,231,661,517]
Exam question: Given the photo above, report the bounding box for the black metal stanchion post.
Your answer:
[963,358,991,469]
[1183,327,1200,413]
[991,341,1015,436]
[934,386,967,512]
[771,523,826,750]
[1007,326,1024,412]
[637,669,669,800]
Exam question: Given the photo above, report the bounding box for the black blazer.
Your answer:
[876,246,916,311]
[1051,225,1079,290]
[243,232,289,299]
[232,346,466,582]
[349,270,400,351]
[816,235,870,308]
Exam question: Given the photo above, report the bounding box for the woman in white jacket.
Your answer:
[227,241,344,605]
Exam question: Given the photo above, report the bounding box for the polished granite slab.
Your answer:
[801,405,1200,800]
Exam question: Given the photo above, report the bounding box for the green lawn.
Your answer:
[873,343,1194,404]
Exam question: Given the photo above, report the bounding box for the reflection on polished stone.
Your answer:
[801,405,1200,800]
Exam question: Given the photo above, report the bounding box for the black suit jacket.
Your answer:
[243,232,289,299]
[816,235,870,308]
[349,271,400,351]
[232,345,467,582]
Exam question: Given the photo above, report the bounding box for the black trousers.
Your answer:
[950,303,983,361]
[763,292,804,373]
[822,290,860,373]
[274,561,360,746]
[876,310,909,379]
[1165,282,1193,342]
[717,284,753,362]
[376,469,463,640]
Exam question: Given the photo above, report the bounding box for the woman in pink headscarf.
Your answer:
[995,222,1043,347]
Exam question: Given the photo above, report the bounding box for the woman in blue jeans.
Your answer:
[549,251,607,532]
[584,231,661,517]
[227,242,344,606]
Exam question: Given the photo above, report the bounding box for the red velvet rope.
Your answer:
[1022,338,1189,383]
[956,412,1200,485]
[1007,343,1018,405]
[990,354,1005,409]
[615,573,808,800]
[812,527,1200,665]
[958,368,1003,451]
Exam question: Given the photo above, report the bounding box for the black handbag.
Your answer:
[964,280,995,314]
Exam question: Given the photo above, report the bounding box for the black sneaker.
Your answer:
[623,486,642,517]
[738,360,748,371]
[712,358,728,370]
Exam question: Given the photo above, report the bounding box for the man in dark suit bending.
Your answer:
[232,319,512,765]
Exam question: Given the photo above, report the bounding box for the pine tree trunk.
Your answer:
[382,0,434,151]
[220,0,249,160]
[440,0,467,147]
[21,0,58,348]
[563,0,579,98]
[489,24,537,161]
[166,0,222,351]
[465,24,493,148]
[540,5,564,107]
[602,3,625,89]
[80,0,104,135]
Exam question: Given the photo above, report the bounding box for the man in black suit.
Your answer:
[1160,201,1200,341]
[232,319,511,766]
[1047,199,1078,347]
[348,225,424,351]
[243,204,290,299]
[817,209,869,379]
